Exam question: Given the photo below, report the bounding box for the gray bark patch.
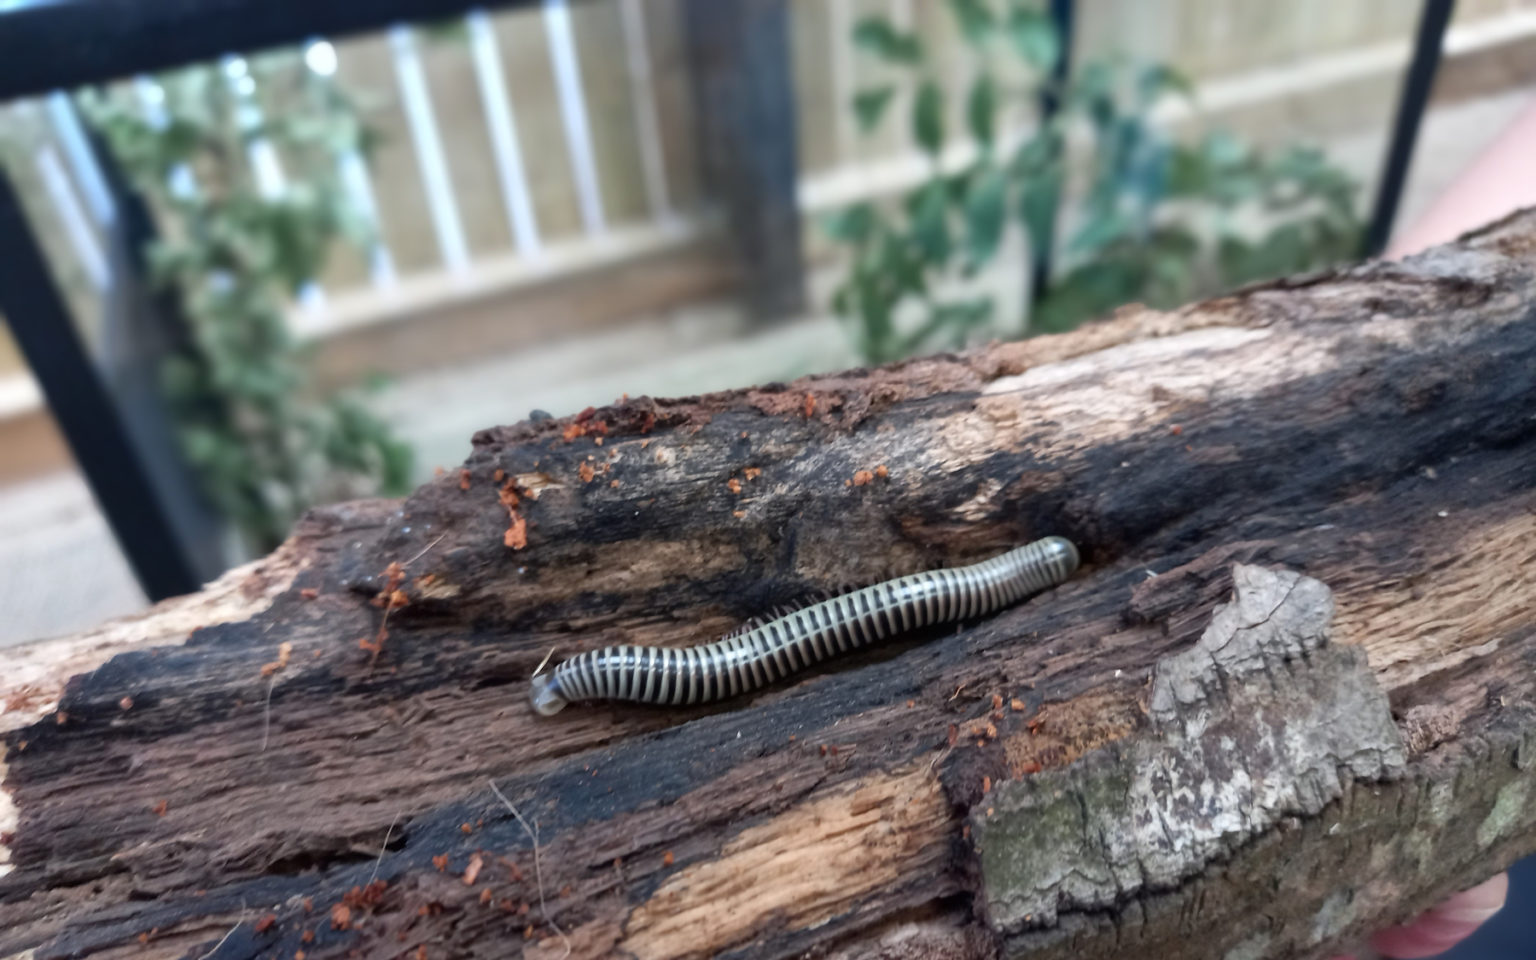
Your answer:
[972,564,1407,932]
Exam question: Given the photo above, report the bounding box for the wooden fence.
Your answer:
[3,0,1535,390]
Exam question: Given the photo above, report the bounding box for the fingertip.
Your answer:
[1434,871,1510,924]
[1370,872,1510,959]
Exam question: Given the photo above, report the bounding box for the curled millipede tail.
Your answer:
[529,537,1079,714]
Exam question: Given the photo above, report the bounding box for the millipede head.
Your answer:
[1039,536,1081,578]
[529,673,568,716]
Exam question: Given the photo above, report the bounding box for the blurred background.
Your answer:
[0,2,1532,952]
[0,0,1530,639]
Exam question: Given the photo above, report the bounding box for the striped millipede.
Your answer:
[528,536,1079,715]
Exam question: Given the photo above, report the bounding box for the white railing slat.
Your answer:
[46,91,117,230]
[306,37,398,290]
[339,150,399,289]
[618,0,672,221]
[830,0,857,165]
[466,8,544,259]
[543,0,607,236]
[35,145,110,292]
[390,24,472,273]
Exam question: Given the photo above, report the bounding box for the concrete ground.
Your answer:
[0,471,145,646]
[0,87,1530,649]
[370,290,859,480]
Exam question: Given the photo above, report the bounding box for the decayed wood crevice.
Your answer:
[2,210,1536,960]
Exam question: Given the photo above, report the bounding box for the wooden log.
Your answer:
[4,210,1536,960]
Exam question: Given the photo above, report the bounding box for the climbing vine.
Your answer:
[82,50,411,553]
[828,0,1362,364]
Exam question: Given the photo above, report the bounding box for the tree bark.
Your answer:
[4,210,1536,960]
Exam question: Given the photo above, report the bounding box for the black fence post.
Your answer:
[0,164,208,601]
[1363,0,1456,258]
[682,0,807,323]
[88,125,233,586]
[1029,0,1076,305]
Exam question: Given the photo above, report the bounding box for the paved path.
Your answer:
[0,471,145,646]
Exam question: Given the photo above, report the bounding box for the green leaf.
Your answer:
[378,436,415,495]
[824,203,879,245]
[1165,143,1209,197]
[853,86,898,132]
[831,284,851,316]
[964,167,1007,267]
[913,80,945,157]
[1263,144,1360,221]
[1007,4,1060,70]
[1202,129,1249,169]
[1019,166,1060,266]
[1011,127,1061,177]
[904,296,996,353]
[857,269,899,363]
[1105,116,1145,184]
[1137,64,1194,106]
[1070,62,1118,130]
[1216,235,1256,285]
[1236,223,1308,284]
[1149,251,1192,305]
[907,181,951,264]
[949,0,998,46]
[159,354,204,399]
[853,16,924,65]
[883,231,929,298]
[1145,227,1200,306]
[967,73,997,149]
[1127,137,1172,209]
[1031,258,1145,333]
[1173,130,1259,206]
[1068,207,1133,257]
[832,285,858,320]
[1151,225,1200,259]
[946,162,981,204]
[943,297,995,333]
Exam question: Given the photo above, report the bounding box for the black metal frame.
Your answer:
[1031,0,1076,300]
[682,0,806,323]
[0,0,542,102]
[1363,0,1457,257]
[0,0,548,600]
[0,167,206,600]
[1030,0,1452,292]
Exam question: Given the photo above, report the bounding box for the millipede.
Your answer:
[529,536,1079,715]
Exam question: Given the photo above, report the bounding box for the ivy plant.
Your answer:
[828,0,1362,364]
[82,52,411,554]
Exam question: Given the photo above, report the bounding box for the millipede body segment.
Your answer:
[528,537,1079,715]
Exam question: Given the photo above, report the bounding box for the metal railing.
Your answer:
[2,0,1474,340]
[0,0,1459,600]
[0,0,805,598]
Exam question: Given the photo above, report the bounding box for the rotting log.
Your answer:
[3,210,1536,960]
